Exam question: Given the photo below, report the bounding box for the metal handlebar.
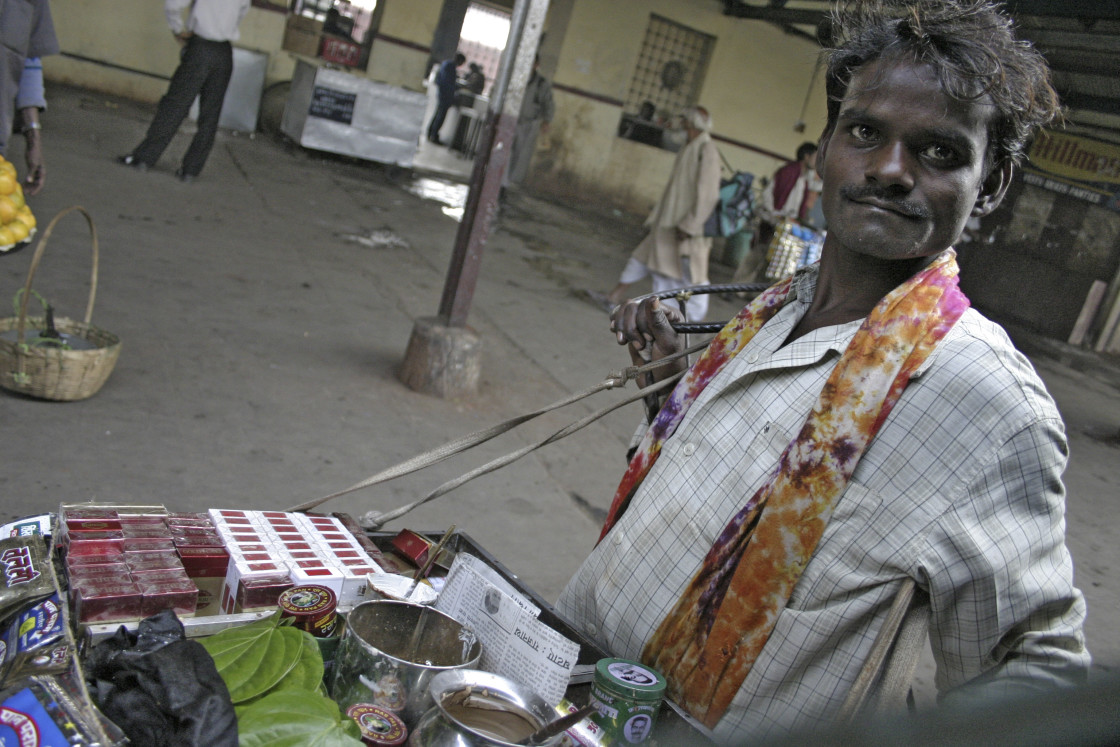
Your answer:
[627,282,770,334]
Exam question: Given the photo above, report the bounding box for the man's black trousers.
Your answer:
[131,36,233,176]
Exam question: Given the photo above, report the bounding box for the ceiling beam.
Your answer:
[1038,48,1120,78]
[1058,91,1120,116]
[1004,1,1120,21]
[722,1,824,26]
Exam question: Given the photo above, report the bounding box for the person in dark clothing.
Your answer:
[427,52,465,145]
[463,62,485,95]
[118,0,250,182]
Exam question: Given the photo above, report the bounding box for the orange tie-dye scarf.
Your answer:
[597,251,969,728]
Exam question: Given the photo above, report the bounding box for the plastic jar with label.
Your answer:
[587,658,666,745]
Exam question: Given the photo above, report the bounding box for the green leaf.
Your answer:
[237,691,364,747]
[200,613,306,703]
[272,629,325,693]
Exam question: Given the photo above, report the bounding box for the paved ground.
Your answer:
[2,85,1117,704]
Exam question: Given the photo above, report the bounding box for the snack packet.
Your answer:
[0,536,57,623]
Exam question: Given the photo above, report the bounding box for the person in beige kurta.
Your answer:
[604,106,721,320]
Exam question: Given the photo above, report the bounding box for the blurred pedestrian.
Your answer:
[427,52,465,145]
[118,0,251,182]
[503,54,554,189]
[598,106,720,321]
[0,0,58,194]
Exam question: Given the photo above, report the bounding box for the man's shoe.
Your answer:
[117,154,148,171]
[175,169,196,183]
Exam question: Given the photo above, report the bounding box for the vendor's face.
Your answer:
[816,57,1011,263]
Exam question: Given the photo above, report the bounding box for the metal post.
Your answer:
[436,0,551,327]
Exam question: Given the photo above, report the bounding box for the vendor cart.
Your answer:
[4,506,714,746]
[281,58,428,168]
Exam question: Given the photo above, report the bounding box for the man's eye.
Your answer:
[848,123,877,141]
[922,143,958,164]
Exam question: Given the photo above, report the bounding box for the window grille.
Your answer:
[625,15,714,121]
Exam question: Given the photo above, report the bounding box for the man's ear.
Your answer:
[815,126,834,181]
[973,160,1013,217]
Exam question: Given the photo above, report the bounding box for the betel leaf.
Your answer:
[200,613,305,703]
[272,629,326,693]
[236,626,325,715]
[237,691,363,747]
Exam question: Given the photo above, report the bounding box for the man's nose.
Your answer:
[865,141,915,190]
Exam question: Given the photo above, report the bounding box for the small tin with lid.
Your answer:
[347,703,407,746]
[277,584,339,638]
[588,658,666,745]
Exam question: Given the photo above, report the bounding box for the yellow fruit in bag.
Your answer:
[0,172,15,196]
[0,196,16,223]
[17,206,35,229]
[0,226,13,246]
[7,220,29,243]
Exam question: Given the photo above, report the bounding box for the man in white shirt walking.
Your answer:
[118,0,251,181]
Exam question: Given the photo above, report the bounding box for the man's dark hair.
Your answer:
[454,52,466,65]
[822,0,1062,167]
[796,142,818,161]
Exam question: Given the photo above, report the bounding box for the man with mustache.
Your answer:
[558,1,1089,742]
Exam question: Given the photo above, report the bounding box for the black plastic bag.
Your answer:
[84,609,237,747]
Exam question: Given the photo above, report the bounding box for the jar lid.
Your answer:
[594,658,667,700]
[277,584,337,618]
[347,703,408,746]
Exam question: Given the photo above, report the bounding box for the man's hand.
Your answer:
[175,30,192,45]
[22,134,44,195]
[19,109,45,195]
[610,297,688,386]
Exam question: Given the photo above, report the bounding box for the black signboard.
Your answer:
[309,86,357,125]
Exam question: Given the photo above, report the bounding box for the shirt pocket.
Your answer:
[693,421,793,544]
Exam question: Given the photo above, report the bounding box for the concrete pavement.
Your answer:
[2,84,1117,696]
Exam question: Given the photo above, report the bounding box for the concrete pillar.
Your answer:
[399,317,482,398]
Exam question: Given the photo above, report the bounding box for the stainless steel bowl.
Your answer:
[409,669,563,747]
[329,600,482,728]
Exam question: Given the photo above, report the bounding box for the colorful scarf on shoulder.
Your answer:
[596,250,969,728]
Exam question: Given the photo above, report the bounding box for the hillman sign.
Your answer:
[1022,129,1120,213]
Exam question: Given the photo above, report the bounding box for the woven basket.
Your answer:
[0,206,121,401]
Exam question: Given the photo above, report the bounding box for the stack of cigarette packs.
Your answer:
[58,505,390,625]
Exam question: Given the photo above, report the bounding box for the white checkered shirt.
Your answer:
[557,265,1089,743]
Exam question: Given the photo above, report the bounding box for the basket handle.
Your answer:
[14,206,99,344]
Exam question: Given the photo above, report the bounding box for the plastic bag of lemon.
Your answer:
[0,155,36,252]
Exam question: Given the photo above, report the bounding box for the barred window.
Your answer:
[618,15,715,151]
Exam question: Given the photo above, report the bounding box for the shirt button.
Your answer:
[587,623,598,636]
[613,530,625,546]
[682,443,696,457]
[747,352,760,364]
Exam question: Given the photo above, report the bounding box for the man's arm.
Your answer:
[923,416,1089,705]
[16,58,45,194]
[165,0,193,38]
[610,297,688,424]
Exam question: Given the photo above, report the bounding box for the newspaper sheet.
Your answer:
[435,553,579,705]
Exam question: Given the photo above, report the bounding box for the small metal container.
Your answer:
[587,658,666,745]
[348,703,408,746]
[329,600,482,728]
[409,669,564,747]
[278,584,339,638]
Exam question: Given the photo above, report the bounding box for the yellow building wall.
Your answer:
[367,0,442,91]
[41,0,440,102]
[39,0,824,215]
[535,0,827,214]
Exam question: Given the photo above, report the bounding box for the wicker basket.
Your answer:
[0,206,121,401]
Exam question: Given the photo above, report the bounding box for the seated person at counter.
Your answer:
[557,0,1089,742]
